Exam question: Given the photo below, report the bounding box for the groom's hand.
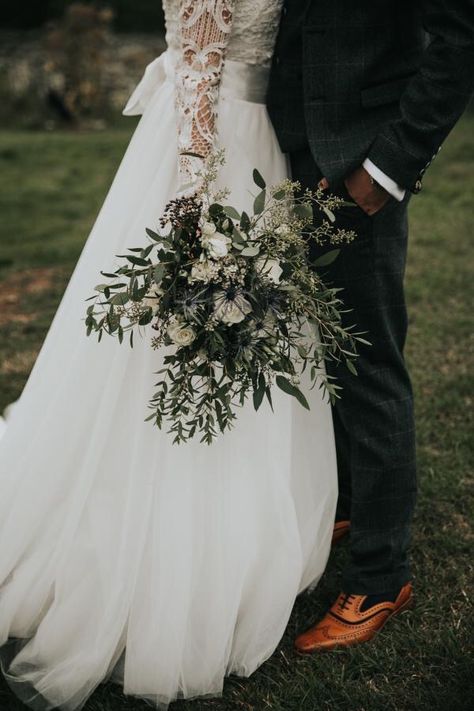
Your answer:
[343,166,390,216]
[319,167,390,216]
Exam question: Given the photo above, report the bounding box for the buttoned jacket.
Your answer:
[267,0,474,192]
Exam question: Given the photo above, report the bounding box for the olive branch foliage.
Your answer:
[84,153,369,443]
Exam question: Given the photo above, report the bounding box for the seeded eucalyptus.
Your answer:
[84,152,368,444]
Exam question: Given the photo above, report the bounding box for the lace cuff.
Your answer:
[175,0,234,192]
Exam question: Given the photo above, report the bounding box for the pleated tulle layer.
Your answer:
[0,65,338,710]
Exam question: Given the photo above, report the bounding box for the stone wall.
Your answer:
[0,29,166,128]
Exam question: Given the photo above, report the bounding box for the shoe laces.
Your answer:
[338,592,356,611]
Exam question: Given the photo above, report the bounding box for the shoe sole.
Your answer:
[295,594,414,654]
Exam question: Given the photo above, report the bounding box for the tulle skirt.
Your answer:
[0,51,338,710]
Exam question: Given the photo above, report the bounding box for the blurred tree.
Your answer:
[107,0,164,32]
[0,1,164,33]
[45,4,114,120]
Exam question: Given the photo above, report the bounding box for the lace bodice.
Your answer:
[162,0,283,190]
[163,0,284,67]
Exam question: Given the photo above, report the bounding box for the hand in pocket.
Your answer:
[343,166,391,216]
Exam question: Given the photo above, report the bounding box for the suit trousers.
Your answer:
[290,145,417,594]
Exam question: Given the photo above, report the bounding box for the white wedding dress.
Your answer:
[0,2,338,709]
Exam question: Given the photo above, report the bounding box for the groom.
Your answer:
[267,1,474,650]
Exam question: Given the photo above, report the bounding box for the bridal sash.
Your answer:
[123,49,270,116]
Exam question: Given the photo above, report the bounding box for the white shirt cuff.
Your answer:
[363,158,406,202]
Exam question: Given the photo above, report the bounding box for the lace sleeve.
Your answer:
[175,0,234,191]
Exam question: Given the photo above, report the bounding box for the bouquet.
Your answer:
[85,153,367,443]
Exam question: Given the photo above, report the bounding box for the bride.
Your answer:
[0,2,337,709]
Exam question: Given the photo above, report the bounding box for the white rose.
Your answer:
[201,221,217,236]
[203,232,232,259]
[213,290,252,325]
[167,322,196,346]
[142,284,164,311]
[190,259,214,282]
[256,257,283,283]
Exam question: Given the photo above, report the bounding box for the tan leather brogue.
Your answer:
[295,582,413,653]
[331,520,350,546]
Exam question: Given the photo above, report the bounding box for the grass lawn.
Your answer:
[0,117,473,711]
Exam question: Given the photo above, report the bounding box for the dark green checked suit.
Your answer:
[267,0,474,593]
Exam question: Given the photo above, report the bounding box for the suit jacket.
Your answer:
[267,0,474,192]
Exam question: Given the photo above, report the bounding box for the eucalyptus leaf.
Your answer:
[208,203,222,216]
[253,190,266,215]
[110,292,130,306]
[146,228,161,241]
[293,203,313,222]
[265,386,274,412]
[312,249,341,267]
[127,255,151,267]
[154,263,165,283]
[345,359,358,376]
[240,245,260,257]
[276,375,310,410]
[252,373,266,411]
[240,211,251,231]
[223,205,241,221]
[138,309,153,326]
[297,345,308,359]
[232,227,247,244]
[253,168,266,190]
[141,244,154,258]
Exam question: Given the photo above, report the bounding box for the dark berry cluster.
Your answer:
[160,195,203,232]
